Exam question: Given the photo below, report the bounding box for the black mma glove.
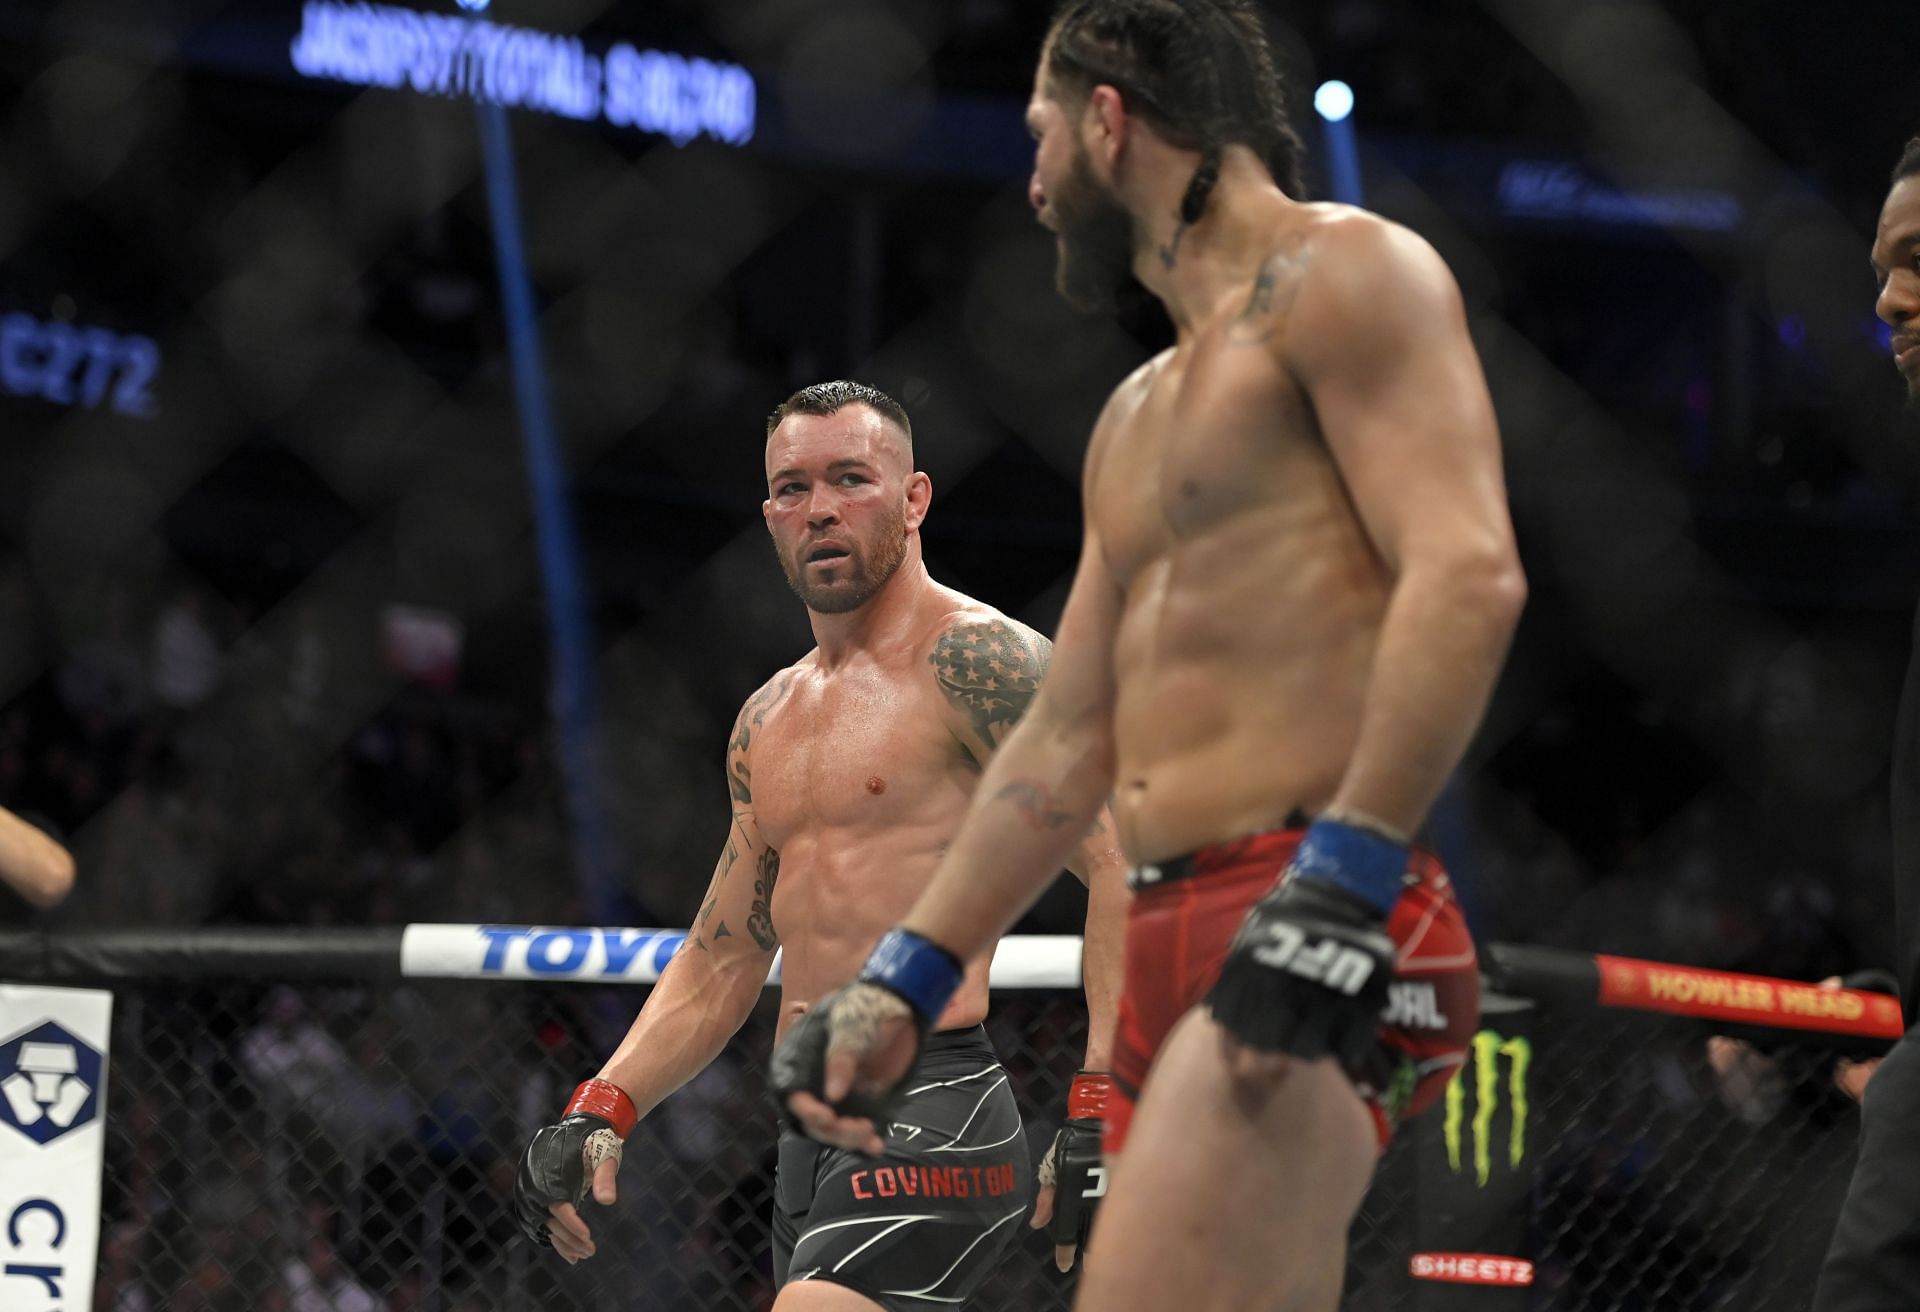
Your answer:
[1035,1071,1111,1269]
[513,1078,636,1246]
[769,928,964,1131]
[1207,818,1404,1072]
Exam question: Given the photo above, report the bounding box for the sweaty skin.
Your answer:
[540,405,1128,1267]
[744,592,1068,1042]
[1098,294,1390,860]
[1094,208,1515,858]
[859,199,1525,974]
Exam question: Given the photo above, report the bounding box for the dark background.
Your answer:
[1,0,1917,987]
[5,3,1919,1309]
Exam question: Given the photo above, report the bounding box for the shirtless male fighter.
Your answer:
[512,380,1130,1309]
[771,3,1526,1308]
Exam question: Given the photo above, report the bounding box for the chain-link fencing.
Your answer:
[1,1,1915,983]
[9,933,1878,1312]
[0,2,1915,1308]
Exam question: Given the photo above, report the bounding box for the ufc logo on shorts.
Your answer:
[1082,1164,1109,1201]
[1249,922,1376,996]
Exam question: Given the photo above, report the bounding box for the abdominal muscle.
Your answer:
[1109,501,1389,865]
[768,821,992,1049]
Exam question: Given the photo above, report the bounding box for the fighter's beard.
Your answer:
[1052,153,1141,315]
[779,515,909,615]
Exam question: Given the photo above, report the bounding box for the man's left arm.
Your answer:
[1284,217,1527,836]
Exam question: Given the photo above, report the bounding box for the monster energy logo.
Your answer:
[1443,1029,1531,1186]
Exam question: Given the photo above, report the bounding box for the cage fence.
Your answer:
[0,929,1884,1312]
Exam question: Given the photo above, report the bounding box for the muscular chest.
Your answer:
[748,668,969,846]
[1090,340,1321,587]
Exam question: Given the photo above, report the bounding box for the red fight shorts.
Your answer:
[1106,827,1479,1155]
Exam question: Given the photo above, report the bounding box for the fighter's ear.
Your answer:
[1083,84,1131,167]
[904,471,932,531]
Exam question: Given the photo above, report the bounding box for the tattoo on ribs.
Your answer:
[931,618,1049,748]
[996,781,1076,831]
[748,847,780,950]
[729,670,796,805]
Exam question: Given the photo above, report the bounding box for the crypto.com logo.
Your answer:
[0,1022,103,1146]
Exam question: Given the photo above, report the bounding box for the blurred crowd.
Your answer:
[9,572,1896,983]
[1,1,1914,1306]
[1,575,587,932]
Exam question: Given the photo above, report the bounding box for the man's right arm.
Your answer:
[898,420,1129,964]
[594,693,787,1117]
[521,683,788,1260]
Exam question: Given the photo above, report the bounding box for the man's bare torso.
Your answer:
[740,586,1046,1042]
[1093,206,1389,863]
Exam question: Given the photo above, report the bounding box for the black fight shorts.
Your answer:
[772,1025,1031,1309]
[1813,1025,1920,1311]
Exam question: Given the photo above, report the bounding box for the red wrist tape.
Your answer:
[565,1078,638,1140]
[1067,1071,1113,1122]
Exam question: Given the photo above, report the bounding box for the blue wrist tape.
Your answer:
[1293,818,1409,915]
[860,928,964,1024]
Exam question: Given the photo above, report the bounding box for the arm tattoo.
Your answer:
[748,847,780,951]
[729,670,796,805]
[689,897,717,953]
[931,618,1050,751]
[1227,244,1313,346]
[684,833,739,954]
[996,780,1077,832]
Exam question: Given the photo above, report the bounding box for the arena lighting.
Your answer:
[288,0,756,146]
[1314,80,1363,203]
[1314,79,1354,123]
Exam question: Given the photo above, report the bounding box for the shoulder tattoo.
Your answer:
[1227,241,1314,346]
[930,617,1050,750]
[728,669,796,806]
